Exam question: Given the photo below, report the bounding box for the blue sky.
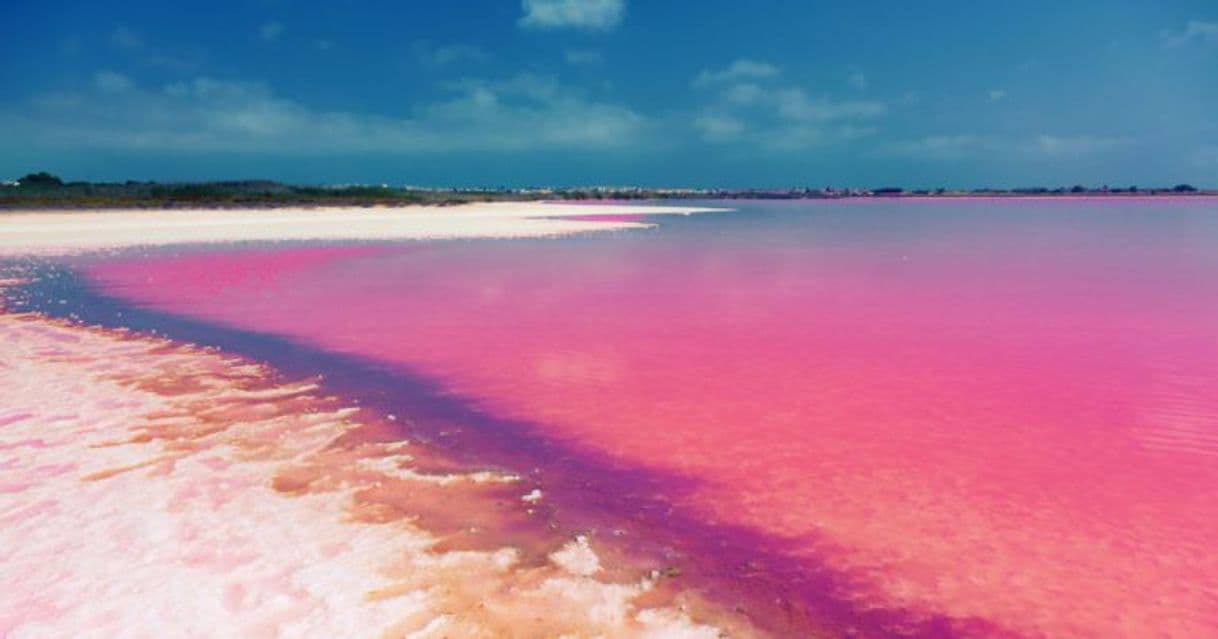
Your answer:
[2,0,1216,187]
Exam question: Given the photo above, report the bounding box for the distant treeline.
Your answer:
[0,172,676,208]
[1,172,500,208]
[0,172,1210,209]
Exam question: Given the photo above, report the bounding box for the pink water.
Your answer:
[79,199,1218,637]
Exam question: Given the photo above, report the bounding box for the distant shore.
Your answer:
[2,172,1212,210]
[5,190,1216,211]
[5,192,1214,256]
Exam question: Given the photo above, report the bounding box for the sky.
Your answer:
[1,0,1216,188]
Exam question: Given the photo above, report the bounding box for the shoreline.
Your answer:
[3,192,1215,215]
[2,192,1214,214]
[0,205,773,638]
[0,275,746,638]
[0,201,724,257]
[17,261,902,639]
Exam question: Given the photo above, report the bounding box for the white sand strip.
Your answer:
[0,202,725,256]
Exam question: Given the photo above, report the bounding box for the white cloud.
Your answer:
[1028,134,1129,156]
[519,0,625,31]
[93,70,134,93]
[694,59,781,86]
[882,133,1130,160]
[773,88,885,121]
[564,49,604,65]
[730,123,874,152]
[1162,20,1218,47]
[142,52,206,72]
[259,21,283,42]
[848,71,868,90]
[881,135,1002,160]
[414,42,488,66]
[988,89,1006,102]
[2,72,646,154]
[692,63,884,150]
[722,82,766,105]
[109,26,142,49]
[105,26,206,72]
[694,115,746,142]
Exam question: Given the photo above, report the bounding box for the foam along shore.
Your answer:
[0,281,734,638]
[0,202,725,256]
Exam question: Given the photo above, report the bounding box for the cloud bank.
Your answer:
[2,71,646,154]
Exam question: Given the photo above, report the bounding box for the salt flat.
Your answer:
[0,202,724,256]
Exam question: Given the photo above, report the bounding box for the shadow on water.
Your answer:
[12,264,1022,639]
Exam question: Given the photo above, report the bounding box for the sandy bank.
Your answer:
[0,284,733,638]
[0,202,724,256]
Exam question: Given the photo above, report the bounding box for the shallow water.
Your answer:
[42,199,1218,636]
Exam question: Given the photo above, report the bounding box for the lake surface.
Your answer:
[46,199,1218,637]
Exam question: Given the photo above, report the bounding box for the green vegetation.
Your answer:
[0,172,670,209]
[17,172,65,187]
[2,175,445,208]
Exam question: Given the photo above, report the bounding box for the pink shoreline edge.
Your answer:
[0,277,740,638]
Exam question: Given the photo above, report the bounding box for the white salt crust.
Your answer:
[0,202,724,256]
[0,300,729,638]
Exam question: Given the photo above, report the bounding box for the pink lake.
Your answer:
[70,199,1218,637]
